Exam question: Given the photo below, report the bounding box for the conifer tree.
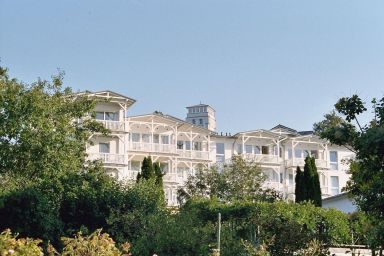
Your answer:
[137,156,155,182]
[297,156,322,207]
[295,166,304,203]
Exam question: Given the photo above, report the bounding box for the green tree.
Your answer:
[314,94,384,250]
[0,67,106,187]
[136,156,154,181]
[178,155,281,204]
[296,156,322,207]
[295,166,304,203]
[153,162,164,188]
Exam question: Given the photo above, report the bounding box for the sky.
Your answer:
[1,0,384,133]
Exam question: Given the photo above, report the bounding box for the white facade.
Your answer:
[85,91,353,205]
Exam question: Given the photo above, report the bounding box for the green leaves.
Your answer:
[0,67,102,184]
[335,95,367,123]
[315,93,384,249]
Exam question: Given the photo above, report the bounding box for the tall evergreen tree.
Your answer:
[153,162,164,188]
[295,166,304,203]
[298,156,322,207]
[137,156,155,182]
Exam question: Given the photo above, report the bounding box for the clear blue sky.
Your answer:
[1,0,383,133]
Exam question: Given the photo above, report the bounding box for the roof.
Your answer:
[270,124,298,134]
[186,104,216,111]
[78,90,136,106]
[127,111,212,134]
[298,131,314,136]
[322,192,350,202]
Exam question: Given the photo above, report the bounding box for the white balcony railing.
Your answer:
[177,150,209,160]
[285,158,328,169]
[129,142,175,154]
[244,153,281,164]
[97,120,126,132]
[88,153,127,165]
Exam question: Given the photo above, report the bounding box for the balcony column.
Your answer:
[292,140,295,166]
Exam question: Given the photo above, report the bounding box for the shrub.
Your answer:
[0,229,44,256]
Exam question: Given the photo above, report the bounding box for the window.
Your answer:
[216,143,225,154]
[161,163,169,174]
[303,150,309,158]
[204,107,207,112]
[192,119,196,124]
[330,151,338,170]
[199,119,203,125]
[105,112,119,121]
[261,146,269,155]
[132,133,140,142]
[295,149,302,158]
[237,144,243,154]
[280,173,283,184]
[161,135,169,144]
[194,141,202,151]
[142,134,150,143]
[289,174,294,185]
[95,112,104,120]
[177,141,184,150]
[311,150,319,159]
[216,143,225,163]
[153,134,160,143]
[245,145,253,154]
[185,141,191,150]
[131,161,140,171]
[330,176,340,195]
[95,112,119,121]
[99,143,110,153]
[254,146,261,154]
[288,149,292,159]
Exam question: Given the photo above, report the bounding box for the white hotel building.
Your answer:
[84,90,353,206]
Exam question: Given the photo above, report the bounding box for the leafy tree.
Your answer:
[0,66,106,187]
[178,155,280,204]
[314,94,384,250]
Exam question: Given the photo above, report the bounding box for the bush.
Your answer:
[0,229,44,256]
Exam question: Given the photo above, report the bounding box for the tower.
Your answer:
[186,104,216,132]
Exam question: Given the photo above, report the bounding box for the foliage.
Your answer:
[0,66,105,186]
[136,157,164,190]
[295,166,304,203]
[314,94,384,248]
[0,229,44,256]
[178,155,281,203]
[296,239,330,256]
[179,199,351,256]
[60,229,127,256]
[295,156,322,207]
[106,178,166,246]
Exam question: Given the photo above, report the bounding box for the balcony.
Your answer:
[97,120,126,132]
[129,142,175,154]
[285,158,328,169]
[244,153,281,164]
[177,150,210,160]
[88,153,127,165]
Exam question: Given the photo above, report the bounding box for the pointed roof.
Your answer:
[270,124,298,135]
[78,90,136,107]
